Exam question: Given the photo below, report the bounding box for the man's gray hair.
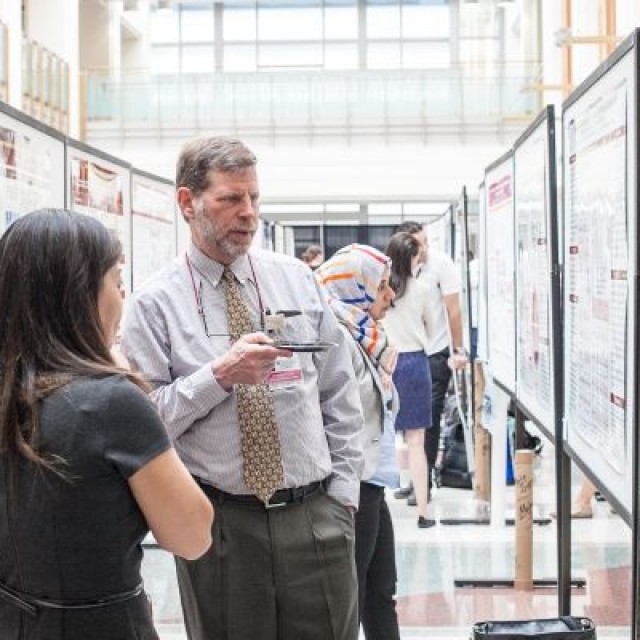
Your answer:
[176,136,257,195]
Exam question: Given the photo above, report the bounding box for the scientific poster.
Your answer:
[131,170,176,290]
[484,153,516,393]
[563,43,635,514]
[67,141,131,296]
[0,104,65,234]
[514,109,555,436]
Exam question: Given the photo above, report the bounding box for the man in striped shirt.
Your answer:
[122,136,364,640]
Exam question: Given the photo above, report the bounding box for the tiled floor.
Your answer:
[142,431,632,639]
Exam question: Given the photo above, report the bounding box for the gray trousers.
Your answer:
[175,488,358,640]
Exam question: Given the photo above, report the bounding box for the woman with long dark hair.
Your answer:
[0,209,213,640]
[317,244,400,640]
[382,231,435,528]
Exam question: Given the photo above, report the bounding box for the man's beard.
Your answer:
[195,203,255,261]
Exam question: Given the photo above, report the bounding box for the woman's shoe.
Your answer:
[394,484,413,499]
[549,505,593,519]
[571,505,593,519]
[418,516,436,529]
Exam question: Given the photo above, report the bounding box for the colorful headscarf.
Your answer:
[316,244,394,373]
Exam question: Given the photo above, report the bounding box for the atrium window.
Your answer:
[180,8,215,43]
[257,5,323,41]
[150,8,179,43]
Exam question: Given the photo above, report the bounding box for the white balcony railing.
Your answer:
[84,65,541,140]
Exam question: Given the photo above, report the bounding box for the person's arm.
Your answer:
[128,449,213,560]
[438,255,467,369]
[103,379,214,560]
[313,281,365,509]
[443,291,463,351]
[121,293,229,440]
[443,292,467,369]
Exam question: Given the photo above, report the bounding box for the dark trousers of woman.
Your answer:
[425,347,453,489]
[354,482,400,640]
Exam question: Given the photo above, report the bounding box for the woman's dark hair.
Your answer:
[0,209,144,473]
[385,232,419,300]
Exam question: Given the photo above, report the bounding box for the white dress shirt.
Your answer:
[121,243,364,507]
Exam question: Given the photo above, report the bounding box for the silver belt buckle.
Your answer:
[265,500,287,509]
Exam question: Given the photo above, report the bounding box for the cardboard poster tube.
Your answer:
[473,362,490,501]
[514,449,534,590]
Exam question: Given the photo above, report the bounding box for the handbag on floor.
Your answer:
[471,616,596,640]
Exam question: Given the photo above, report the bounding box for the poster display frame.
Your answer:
[130,166,176,291]
[560,29,640,635]
[561,31,637,525]
[513,105,559,442]
[484,150,516,395]
[0,100,66,232]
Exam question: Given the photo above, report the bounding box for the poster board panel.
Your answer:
[484,151,516,393]
[66,139,132,298]
[514,106,557,438]
[0,101,65,232]
[130,168,176,291]
[426,209,451,256]
[477,181,488,363]
[562,34,637,518]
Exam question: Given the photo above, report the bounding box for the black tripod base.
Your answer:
[454,577,586,589]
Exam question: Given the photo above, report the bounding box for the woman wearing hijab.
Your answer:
[316,244,400,640]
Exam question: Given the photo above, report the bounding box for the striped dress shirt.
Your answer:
[121,243,365,507]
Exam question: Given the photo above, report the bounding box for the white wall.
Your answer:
[86,138,505,205]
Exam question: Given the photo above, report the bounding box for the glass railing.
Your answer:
[85,65,542,136]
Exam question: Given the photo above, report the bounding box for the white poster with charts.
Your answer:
[131,170,176,291]
[514,111,555,437]
[67,141,131,297]
[0,104,65,234]
[562,43,636,515]
[485,153,516,393]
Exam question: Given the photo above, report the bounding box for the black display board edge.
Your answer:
[562,28,639,114]
[0,99,66,143]
[65,136,131,170]
[630,28,640,640]
[131,166,173,186]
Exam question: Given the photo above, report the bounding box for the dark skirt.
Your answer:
[392,350,433,430]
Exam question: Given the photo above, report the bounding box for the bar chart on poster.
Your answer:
[562,40,636,518]
[514,108,557,439]
[484,152,516,394]
[0,103,65,233]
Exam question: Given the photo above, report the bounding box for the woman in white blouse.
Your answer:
[382,232,435,528]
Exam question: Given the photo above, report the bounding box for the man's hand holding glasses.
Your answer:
[212,332,293,391]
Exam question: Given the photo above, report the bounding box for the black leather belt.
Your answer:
[196,479,324,509]
[0,579,144,617]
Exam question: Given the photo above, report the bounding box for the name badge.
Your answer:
[267,353,303,389]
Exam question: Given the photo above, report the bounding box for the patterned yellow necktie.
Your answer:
[221,267,284,504]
